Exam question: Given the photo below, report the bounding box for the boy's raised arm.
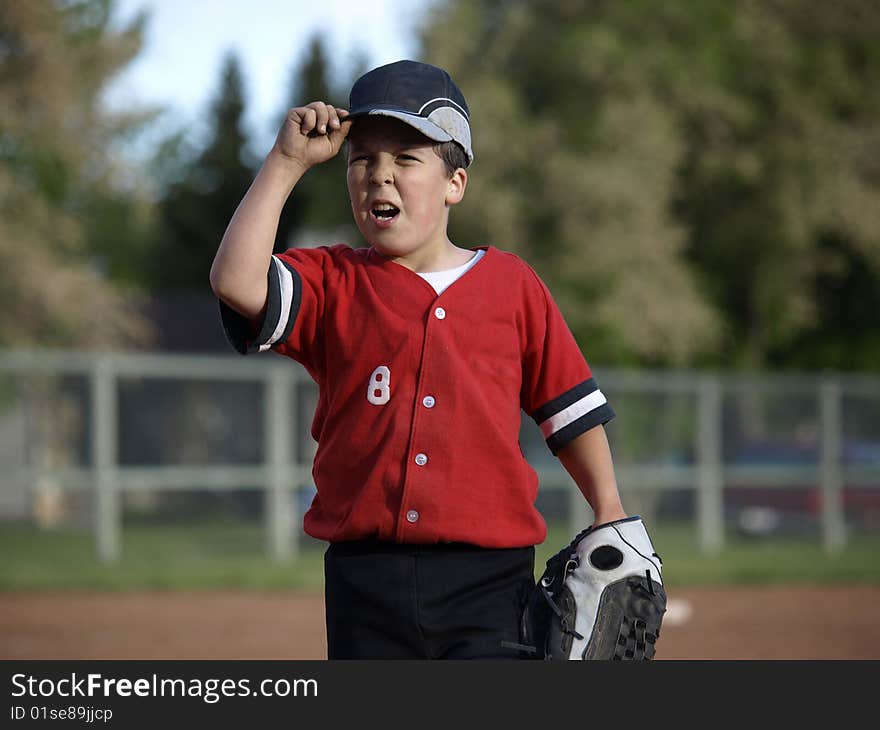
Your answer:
[209,102,351,319]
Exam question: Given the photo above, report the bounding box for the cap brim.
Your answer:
[346,108,455,144]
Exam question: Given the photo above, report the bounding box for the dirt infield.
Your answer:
[1,585,878,660]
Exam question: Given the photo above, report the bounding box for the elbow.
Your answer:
[209,271,241,312]
[209,269,267,320]
[209,259,225,298]
[209,262,238,304]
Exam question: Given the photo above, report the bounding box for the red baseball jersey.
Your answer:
[220,244,614,548]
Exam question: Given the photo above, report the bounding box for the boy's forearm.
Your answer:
[209,148,309,318]
[556,425,627,526]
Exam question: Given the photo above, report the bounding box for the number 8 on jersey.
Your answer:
[368,365,391,405]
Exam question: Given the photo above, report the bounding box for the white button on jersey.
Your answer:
[414,453,428,466]
[406,510,419,523]
[434,307,446,320]
[422,395,435,408]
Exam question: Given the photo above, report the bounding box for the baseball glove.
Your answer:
[517,515,666,660]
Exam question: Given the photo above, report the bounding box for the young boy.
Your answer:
[210,60,627,659]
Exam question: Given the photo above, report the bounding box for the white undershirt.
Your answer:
[417,249,485,295]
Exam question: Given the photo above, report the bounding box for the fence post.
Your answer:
[265,365,294,561]
[91,354,120,563]
[820,379,846,553]
[289,377,300,558]
[696,374,724,554]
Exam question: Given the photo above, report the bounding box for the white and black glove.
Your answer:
[519,516,666,660]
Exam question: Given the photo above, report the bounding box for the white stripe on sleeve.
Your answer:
[538,389,608,439]
[258,256,295,353]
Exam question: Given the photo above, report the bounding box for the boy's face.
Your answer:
[346,116,466,261]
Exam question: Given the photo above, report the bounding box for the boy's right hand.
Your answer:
[274,101,352,170]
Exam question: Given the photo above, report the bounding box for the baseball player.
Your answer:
[210,60,628,659]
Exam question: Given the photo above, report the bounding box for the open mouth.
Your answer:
[370,204,400,224]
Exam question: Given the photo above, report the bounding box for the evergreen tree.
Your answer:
[274,33,356,252]
[153,51,256,290]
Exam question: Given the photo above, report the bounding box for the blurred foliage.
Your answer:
[2,0,879,370]
[0,0,157,347]
[418,0,880,370]
[150,34,367,290]
[148,51,257,291]
[272,33,360,253]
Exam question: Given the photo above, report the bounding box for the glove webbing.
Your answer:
[611,573,662,660]
[614,617,657,660]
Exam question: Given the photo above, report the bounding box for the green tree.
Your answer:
[418,0,719,367]
[273,33,360,252]
[0,0,157,347]
[418,0,880,370]
[152,51,256,290]
[671,0,880,369]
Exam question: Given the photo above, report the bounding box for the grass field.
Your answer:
[1,520,878,592]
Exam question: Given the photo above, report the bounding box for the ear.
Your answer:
[445,167,467,206]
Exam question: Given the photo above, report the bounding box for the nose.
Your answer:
[369,156,393,185]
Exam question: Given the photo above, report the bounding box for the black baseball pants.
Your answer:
[323,540,535,660]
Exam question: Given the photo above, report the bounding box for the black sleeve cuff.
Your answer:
[532,378,616,455]
[546,403,615,455]
[218,257,301,355]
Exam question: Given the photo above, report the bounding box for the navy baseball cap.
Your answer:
[347,60,473,166]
